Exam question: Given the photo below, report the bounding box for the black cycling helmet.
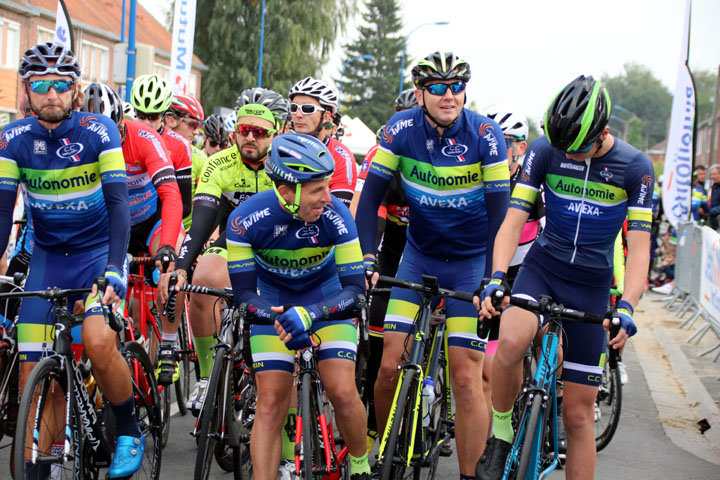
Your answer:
[18,42,81,80]
[411,51,471,87]
[236,87,289,128]
[544,75,611,153]
[395,89,419,111]
[203,114,229,144]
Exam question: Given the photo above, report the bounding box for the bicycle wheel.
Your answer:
[0,345,19,441]
[423,366,449,480]
[175,309,191,416]
[299,371,320,480]
[380,369,420,480]
[213,367,241,479]
[515,393,544,480]
[13,356,83,479]
[159,385,171,447]
[125,340,164,480]
[595,351,622,451]
[195,348,236,480]
[215,364,254,479]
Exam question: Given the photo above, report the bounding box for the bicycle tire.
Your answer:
[423,366,448,480]
[595,354,622,451]
[175,309,191,416]
[214,365,241,479]
[194,348,234,480]
[0,345,19,441]
[234,367,255,480]
[515,393,543,480]
[125,340,164,480]
[300,370,320,480]
[13,356,83,480]
[381,369,419,480]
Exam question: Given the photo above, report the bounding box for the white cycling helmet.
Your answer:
[224,110,237,132]
[123,101,136,120]
[288,76,338,114]
[483,105,529,141]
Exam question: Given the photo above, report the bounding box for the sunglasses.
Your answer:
[567,142,595,154]
[28,79,74,94]
[207,139,229,149]
[236,123,276,139]
[182,118,201,130]
[425,81,466,96]
[290,103,325,115]
[136,111,162,121]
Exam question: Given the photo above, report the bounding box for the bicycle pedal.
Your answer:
[439,442,453,457]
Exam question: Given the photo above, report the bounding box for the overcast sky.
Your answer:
[142,0,719,126]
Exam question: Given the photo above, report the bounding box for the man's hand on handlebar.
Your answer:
[157,269,188,306]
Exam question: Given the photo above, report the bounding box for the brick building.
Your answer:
[0,0,204,125]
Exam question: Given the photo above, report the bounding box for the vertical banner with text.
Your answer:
[53,0,74,51]
[170,0,197,95]
[700,226,720,320]
[662,0,695,228]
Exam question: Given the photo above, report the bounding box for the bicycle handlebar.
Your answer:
[372,274,474,303]
[164,273,234,320]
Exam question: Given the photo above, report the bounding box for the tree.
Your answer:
[194,0,356,113]
[602,63,672,150]
[337,0,405,132]
[692,68,718,123]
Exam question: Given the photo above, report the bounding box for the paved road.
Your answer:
[3,296,719,478]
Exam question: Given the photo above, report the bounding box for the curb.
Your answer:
[634,295,720,465]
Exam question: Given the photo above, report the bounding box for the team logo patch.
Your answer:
[79,116,97,128]
[0,138,7,150]
[442,141,468,160]
[426,139,434,152]
[57,141,84,161]
[600,167,613,182]
[296,224,320,240]
[229,215,246,235]
[274,224,289,238]
[34,140,47,154]
[478,122,494,136]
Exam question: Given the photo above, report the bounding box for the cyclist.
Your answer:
[349,88,416,452]
[476,75,653,480]
[123,101,136,120]
[158,103,277,413]
[356,51,510,479]
[288,76,357,207]
[0,42,141,477]
[202,113,229,157]
[227,133,370,480]
[130,76,194,386]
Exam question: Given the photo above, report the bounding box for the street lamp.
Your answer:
[338,54,375,106]
[399,21,449,95]
[258,0,266,87]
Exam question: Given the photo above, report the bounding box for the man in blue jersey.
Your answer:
[225,133,371,479]
[476,76,653,480]
[355,51,510,478]
[0,43,142,478]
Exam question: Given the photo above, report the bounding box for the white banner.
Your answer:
[169,0,197,95]
[53,0,73,50]
[662,0,695,229]
[700,226,720,320]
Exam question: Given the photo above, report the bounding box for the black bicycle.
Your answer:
[0,273,25,444]
[12,278,163,479]
[165,276,253,480]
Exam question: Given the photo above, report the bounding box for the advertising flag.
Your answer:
[662,0,696,228]
[169,0,197,95]
[53,0,74,51]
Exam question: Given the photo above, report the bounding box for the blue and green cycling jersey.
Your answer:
[0,113,129,270]
[511,136,654,270]
[691,183,707,222]
[227,190,365,323]
[356,108,510,265]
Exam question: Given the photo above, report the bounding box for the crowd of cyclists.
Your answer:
[0,41,655,480]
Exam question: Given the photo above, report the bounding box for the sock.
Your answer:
[349,451,371,475]
[282,408,297,462]
[460,475,476,480]
[194,335,217,378]
[161,332,177,343]
[109,395,141,438]
[492,406,514,443]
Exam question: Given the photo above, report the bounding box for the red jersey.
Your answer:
[326,136,357,205]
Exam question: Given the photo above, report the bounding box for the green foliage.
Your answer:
[338,0,405,132]
[527,118,542,146]
[692,68,717,123]
[194,0,356,113]
[602,62,672,150]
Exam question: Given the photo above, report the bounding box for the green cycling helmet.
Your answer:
[411,51,471,87]
[131,74,173,113]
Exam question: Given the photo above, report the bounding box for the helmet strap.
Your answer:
[420,89,460,133]
[273,182,302,216]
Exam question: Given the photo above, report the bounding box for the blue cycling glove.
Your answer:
[616,300,637,337]
[277,305,321,341]
[285,331,313,351]
[104,264,128,300]
[480,271,509,306]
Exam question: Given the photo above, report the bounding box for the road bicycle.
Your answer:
[374,274,474,480]
[0,273,25,444]
[165,276,253,480]
[594,289,623,452]
[483,294,618,480]
[11,279,163,479]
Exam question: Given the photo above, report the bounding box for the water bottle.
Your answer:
[422,376,435,427]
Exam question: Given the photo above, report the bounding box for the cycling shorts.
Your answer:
[384,242,486,352]
[17,244,125,363]
[129,209,162,256]
[510,245,612,387]
[202,231,228,260]
[249,275,357,373]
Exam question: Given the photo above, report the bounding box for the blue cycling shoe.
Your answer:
[107,435,145,478]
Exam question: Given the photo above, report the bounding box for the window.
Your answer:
[37,26,55,45]
[80,40,109,83]
[153,62,170,81]
[0,19,21,69]
[189,73,197,97]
